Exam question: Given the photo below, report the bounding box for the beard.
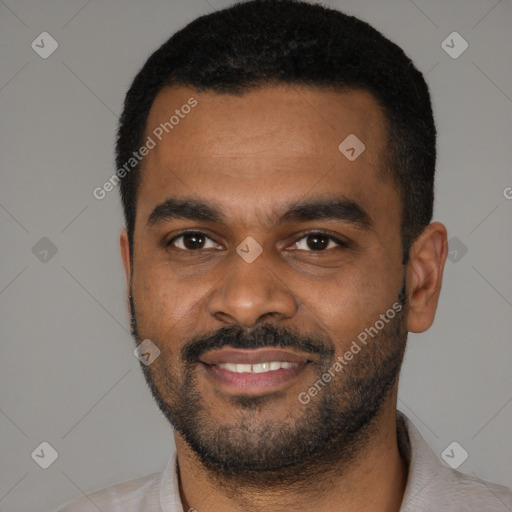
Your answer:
[129,282,408,490]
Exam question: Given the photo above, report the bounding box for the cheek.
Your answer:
[301,258,400,344]
[132,265,213,337]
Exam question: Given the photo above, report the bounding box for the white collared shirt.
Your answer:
[57,411,512,511]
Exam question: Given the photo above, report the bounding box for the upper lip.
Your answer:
[200,348,312,365]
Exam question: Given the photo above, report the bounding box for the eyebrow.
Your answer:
[146,196,372,230]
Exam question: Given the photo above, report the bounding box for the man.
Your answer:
[58,0,512,510]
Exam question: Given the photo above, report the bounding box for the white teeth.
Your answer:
[252,362,269,373]
[220,363,238,373]
[217,361,300,373]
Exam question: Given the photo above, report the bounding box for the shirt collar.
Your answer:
[159,448,184,512]
[396,410,447,510]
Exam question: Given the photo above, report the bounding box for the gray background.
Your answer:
[1,0,511,511]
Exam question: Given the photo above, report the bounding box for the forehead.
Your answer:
[145,84,387,157]
[137,84,398,230]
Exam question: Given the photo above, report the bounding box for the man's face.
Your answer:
[124,85,408,480]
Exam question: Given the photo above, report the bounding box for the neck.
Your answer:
[175,401,408,512]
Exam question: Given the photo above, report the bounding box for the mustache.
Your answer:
[181,323,335,365]
[130,276,408,366]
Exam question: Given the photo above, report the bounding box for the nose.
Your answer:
[207,250,298,328]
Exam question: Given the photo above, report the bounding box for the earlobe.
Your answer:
[405,222,448,333]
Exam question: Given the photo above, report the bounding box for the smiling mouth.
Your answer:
[216,361,301,373]
[199,347,313,393]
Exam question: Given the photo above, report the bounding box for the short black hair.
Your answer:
[116,0,436,263]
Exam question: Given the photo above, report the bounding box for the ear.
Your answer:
[405,222,448,333]
[120,230,132,309]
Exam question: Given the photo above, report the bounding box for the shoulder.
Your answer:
[405,467,512,511]
[398,411,512,511]
[56,471,161,512]
[439,469,512,510]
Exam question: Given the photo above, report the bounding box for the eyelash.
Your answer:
[166,230,349,252]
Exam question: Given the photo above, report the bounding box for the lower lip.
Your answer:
[200,362,309,393]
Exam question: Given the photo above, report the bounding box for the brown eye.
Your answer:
[292,232,347,251]
[306,234,329,250]
[169,232,218,251]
